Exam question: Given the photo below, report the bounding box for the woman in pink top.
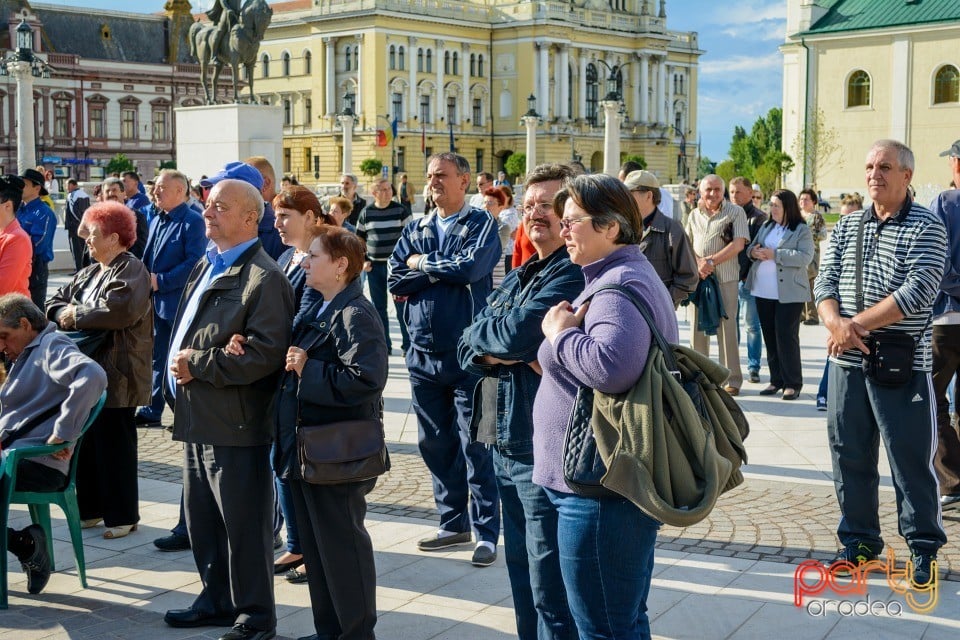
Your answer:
[0,175,32,296]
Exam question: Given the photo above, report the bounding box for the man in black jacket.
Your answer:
[730,176,767,383]
[64,179,89,272]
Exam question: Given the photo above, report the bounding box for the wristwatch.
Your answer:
[707,258,715,266]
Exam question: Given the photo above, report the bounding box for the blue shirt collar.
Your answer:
[206,237,259,270]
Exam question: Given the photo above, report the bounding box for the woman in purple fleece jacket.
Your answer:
[533,174,678,640]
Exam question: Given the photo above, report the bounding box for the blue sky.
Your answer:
[46,0,785,162]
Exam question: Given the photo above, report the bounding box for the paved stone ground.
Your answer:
[137,426,960,582]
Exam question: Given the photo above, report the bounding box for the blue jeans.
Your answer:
[494,450,576,640]
[738,281,762,374]
[818,360,829,400]
[141,314,172,420]
[368,261,410,352]
[276,475,301,554]
[545,489,660,640]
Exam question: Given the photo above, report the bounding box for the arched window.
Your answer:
[478,54,484,78]
[354,46,359,70]
[470,53,476,77]
[417,48,424,72]
[426,49,433,73]
[345,47,352,72]
[846,70,871,107]
[586,63,598,125]
[389,45,396,70]
[282,52,291,77]
[304,50,311,74]
[261,53,270,78]
[444,51,450,75]
[398,46,405,70]
[452,52,459,76]
[934,64,960,104]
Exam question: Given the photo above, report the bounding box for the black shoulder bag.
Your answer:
[854,215,915,386]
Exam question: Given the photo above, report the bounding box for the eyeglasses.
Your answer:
[521,202,554,217]
[559,216,592,230]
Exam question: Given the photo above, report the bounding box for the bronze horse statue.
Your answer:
[189,0,273,104]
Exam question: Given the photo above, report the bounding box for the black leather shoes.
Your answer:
[154,532,191,552]
[758,385,781,396]
[163,608,235,628]
[219,623,276,640]
[273,557,303,574]
[18,524,51,595]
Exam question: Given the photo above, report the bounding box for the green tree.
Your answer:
[723,107,792,190]
[359,158,384,179]
[791,107,842,188]
[697,156,716,178]
[504,153,526,181]
[621,154,647,170]
[715,160,737,184]
[105,153,135,175]
[159,160,177,170]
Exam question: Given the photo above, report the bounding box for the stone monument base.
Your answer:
[175,103,283,184]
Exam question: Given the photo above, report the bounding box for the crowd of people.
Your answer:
[1,136,959,639]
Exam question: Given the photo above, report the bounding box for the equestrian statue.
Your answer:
[189,0,273,104]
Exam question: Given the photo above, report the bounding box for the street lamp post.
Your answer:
[0,19,53,173]
[597,61,627,177]
[337,92,356,175]
[520,94,541,176]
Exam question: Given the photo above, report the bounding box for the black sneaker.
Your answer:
[154,532,191,552]
[471,545,497,567]
[749,370,760,384]
[19,524,52,594]
[417,531,472,551]
[830,542,878,576]
[910,553,937,587]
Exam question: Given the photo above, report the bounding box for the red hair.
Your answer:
[82,201,137,249]
[307,224,367,282]
[482,187,506,207]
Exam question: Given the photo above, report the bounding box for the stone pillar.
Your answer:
[461,43,470,124]
[522,114,539,175]
[339,113,355,174]
[324,37,337,116]
[631,58,641,123]
[656,56,667,124]
[666,63,673,126]
[355,34,363,117]
[578,51,588,122]
[639,54,649,123]
[601,99,621,177]
[436,40,445,125]
[537,41,549,119]
[408,37,418,125]
[558,45,570,121]
[11,62,35,173]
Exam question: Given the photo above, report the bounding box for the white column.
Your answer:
[339,113,354,174]
[408,37,418,125]
[891,36,911,143]
[656,56,666,123]
[324,37,337,116]
[522,115,539,175]
[601,99,621,177]
[436,40,445,126]
[11,63,35,173]
[631,57,641,123]
[666,63,674,126]
[355,34,363,117]
[461,44,470,124]
[578,52,587,121]
[639,54,649,123]
[537,42,549,118]
[559,45,570,121]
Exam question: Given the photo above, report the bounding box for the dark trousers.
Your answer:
[184,443,275,631]
[932,325,960,495]
[755,297,804,389]
[367,261,409,352]
[4,460,65,558]
[827,363,946,555]
[28,257,49,309]
[143,314,172,420]
[494,449,575,640]
[291,478,377,640]
[67,227,86,273]
[76,406,139,526]
[407,347,500,544]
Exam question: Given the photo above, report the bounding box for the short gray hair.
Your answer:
[340,173,358,185]
[158,169,190,193]
[427,152,471,176]
[0,293,46,331]
[700,174,725,191]
[871,139,915,172]
[102,176,122,190]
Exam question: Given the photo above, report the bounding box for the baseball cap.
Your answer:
[200,161,264,191]
[939,140,960,158]
[623,170,660,191]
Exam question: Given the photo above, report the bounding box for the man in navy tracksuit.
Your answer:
[389,152,502,567]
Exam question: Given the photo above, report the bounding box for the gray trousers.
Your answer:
[184,443,276,631]
[827,363,946,555]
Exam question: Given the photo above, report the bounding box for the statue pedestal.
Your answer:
[175,103,283,184]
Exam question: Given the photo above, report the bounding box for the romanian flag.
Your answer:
[376,119,398,147]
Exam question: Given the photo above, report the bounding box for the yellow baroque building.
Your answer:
[782,0,960,201]
[256,0,702,187]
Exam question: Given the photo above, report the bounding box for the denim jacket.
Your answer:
[457,247,584,455]
[931,189,960,315]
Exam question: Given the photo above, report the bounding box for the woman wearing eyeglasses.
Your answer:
[534,174,679,639]
[0,175,32,297]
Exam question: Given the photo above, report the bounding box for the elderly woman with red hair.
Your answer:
[46,201,153,539]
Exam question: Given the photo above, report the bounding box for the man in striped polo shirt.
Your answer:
[358,178,412,355]
[814,139,948,588]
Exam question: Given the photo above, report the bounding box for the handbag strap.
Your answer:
[581,284,680,378]
[855,212,866,313]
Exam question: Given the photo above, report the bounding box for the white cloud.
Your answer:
[720,22,787,42]
[699,52,783,75]
[695,0,787,23]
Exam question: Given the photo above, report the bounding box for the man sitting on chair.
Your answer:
[0,294,107,595]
